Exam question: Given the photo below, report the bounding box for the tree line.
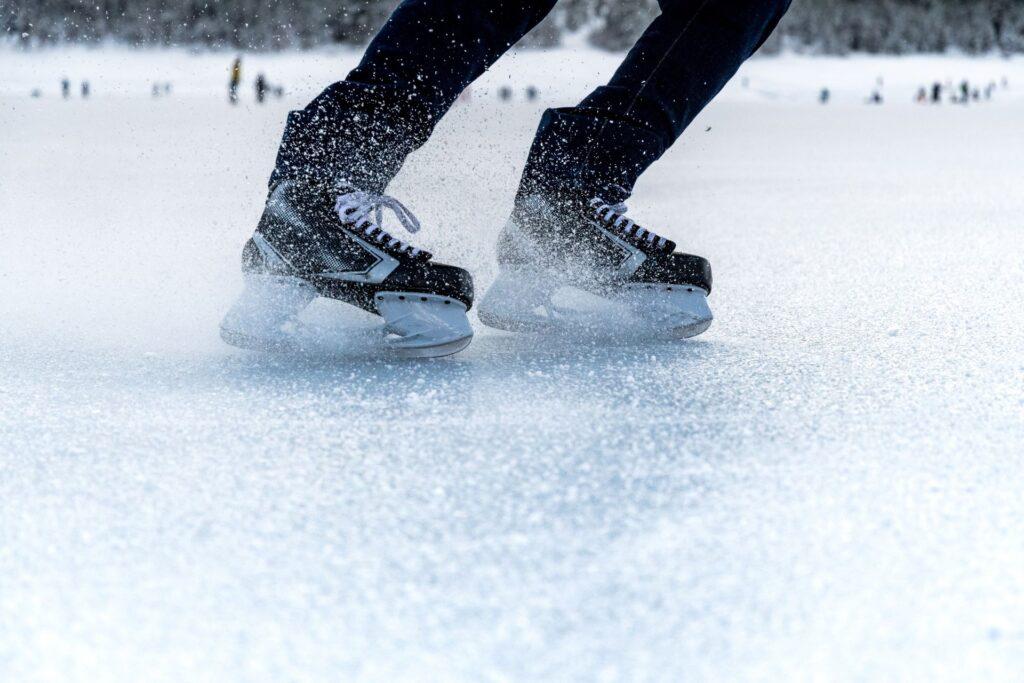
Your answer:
[3,0,1024,54]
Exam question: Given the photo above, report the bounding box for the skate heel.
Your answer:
[220,273,318,350]
[374,292,473,359]
[478,266,557,332]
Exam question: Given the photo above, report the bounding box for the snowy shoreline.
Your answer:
[3,46,1022,105]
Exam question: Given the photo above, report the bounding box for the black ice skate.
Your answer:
[221,180,474,358]
[478,192,712,339]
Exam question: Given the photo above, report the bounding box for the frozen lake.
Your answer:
[2,49,1024,680]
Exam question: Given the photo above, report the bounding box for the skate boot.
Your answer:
[221,180,474,358]
[478,191,712,339]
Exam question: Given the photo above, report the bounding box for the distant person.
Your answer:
[220,0,794,357]
[915,87,926,104]
[61,78,70,99]
[959,80,969,105]
[229,57,242,105]
[525,85,539,101]
[152,83,161,99]
[255,73,267,104]
[81,81,90,99]
[931,82,942,104]
[819,87,830,104]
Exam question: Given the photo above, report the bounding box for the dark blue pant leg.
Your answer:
[271,0,557,193]
[519,0,793,203]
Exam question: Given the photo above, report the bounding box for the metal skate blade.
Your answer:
[222,293,471,360]
[387,334,473,359]
[377,292,474,358]
[480,282,712,341]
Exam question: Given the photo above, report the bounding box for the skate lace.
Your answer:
[590,197,672,253]
[335,188,431,259]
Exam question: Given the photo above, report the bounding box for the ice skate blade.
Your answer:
[220,273,318,351]
[376,292,474,359]
[221,278,473,359]
[388,334,473,359]
[479,270,712,340]
[220,326,303,352]
[621,283,714,339]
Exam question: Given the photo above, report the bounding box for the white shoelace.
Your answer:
[335,188,426,258]
[589,197,669,251]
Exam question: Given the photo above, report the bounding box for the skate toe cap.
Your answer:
[633,252,712,293]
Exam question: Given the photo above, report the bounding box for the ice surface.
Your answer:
[2,48,1024,681]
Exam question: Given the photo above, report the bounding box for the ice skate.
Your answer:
[221,180,474,358]
[479,192,712,339]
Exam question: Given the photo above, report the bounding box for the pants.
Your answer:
[271,0,791,202]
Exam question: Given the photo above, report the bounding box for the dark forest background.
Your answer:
[3,0,1024,54]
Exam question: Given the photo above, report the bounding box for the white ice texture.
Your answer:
[2,48,1024,681]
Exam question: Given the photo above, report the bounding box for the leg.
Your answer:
[228,2,560,357]
[519,0,793,202]
[271,0,557,193]
[482,0,792,339]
